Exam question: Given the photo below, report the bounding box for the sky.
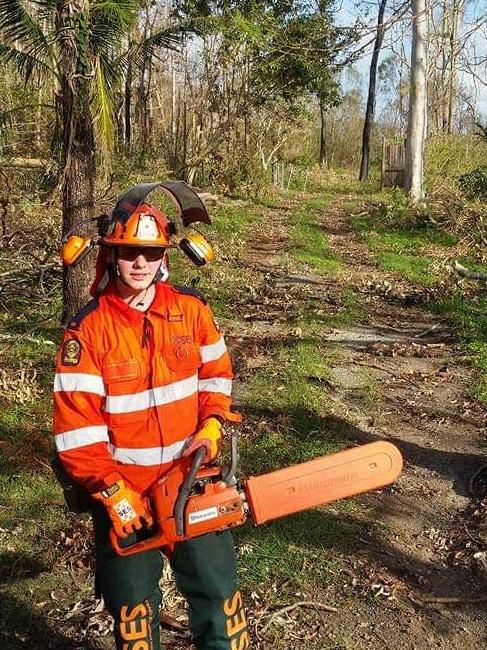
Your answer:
[332,0,487,120]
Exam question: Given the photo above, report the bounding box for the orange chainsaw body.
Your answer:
[111,460,248,556]
[111,440,402,557]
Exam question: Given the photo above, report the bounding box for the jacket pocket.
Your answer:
[103,358,147,426]
[165,342,201,373]
[103,358,141,383]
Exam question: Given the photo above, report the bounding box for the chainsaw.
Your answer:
[110,435,403,556]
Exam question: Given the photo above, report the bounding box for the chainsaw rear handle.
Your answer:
[110,446,206,553]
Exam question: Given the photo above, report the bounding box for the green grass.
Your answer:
[467,341,487,404]
[431,296,487,404]
[351,205,457,286]
[288,197,341,275]
[351,193,487,403]
[242,338,332,416]
[361,373,382,409]
[235,507,364,592]
[298,288,364,332]
[234,335,363,592]
[376,252,438,285]
[431,296,487,341]
[0,472,79,644]
[355,222,457,254]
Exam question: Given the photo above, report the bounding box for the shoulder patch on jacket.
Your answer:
[172,285,207,305]
[66,299,100,331]
[61,338,81,366]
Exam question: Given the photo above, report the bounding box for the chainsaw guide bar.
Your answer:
[245,440,403,525]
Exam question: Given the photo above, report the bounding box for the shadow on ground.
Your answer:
[0,583,99,650]
[237,405,487,634]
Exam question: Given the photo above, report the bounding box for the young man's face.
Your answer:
[116,246,165,291]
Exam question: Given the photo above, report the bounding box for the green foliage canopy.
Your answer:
[173,0,355,110]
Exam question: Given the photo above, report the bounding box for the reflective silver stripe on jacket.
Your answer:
[54,373,106,396]
[55,425,109,452]
[200,336,227,363]
[108,437,190,466]
[198,377,232,396]
[104,374,198,414]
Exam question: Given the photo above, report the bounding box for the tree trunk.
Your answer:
[405,0,428,202]
[447,0,463,135]
[57,1,96,323]
[125,59,132,150]
[319,96,327,164]
[359,0,388,181]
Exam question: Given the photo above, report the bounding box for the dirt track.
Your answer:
[225,195,487,649]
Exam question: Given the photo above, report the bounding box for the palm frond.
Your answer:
[0,42,55,81]
[0,102,54,129]
[0,0,49,50]
[89,0,137,57]
[141,26,182,54]
[90,55,115,167]
[127,27,181,70]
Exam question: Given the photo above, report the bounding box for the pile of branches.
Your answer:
[0,210,62,313]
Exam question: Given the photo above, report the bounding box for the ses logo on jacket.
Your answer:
[61,339,81,366]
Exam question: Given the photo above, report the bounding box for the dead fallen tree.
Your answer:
[453,260,487,282]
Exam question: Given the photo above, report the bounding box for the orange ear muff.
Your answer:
[179,233,214,266]
[61,236,96,267]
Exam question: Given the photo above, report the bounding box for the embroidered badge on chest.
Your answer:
[171,336,193,361]
[172,335,192,346]
[62,338,81,366]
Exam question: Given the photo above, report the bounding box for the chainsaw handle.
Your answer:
[109,522,165,557]
[222,430,239,485]
[175,446,206,536]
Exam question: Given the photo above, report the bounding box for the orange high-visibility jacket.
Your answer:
[53,282,239,495]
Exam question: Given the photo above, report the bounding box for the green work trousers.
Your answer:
[92,503,249,650]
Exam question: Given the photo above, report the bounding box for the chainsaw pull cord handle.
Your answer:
[175,447,206,537]
[222,431,239,485]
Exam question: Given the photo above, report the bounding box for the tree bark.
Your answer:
[405,0,428,202]
[447,0,463,135]
[57,1,96,322]
[125,59,132,150]
[319,96,327,164]
[359,0,388,181]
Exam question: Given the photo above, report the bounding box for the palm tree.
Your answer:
[0,0,179,319]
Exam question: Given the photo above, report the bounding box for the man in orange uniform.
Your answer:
[53,201,249,649]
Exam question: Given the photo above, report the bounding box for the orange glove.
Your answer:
[183,417,222,462]
[92,479,153,539]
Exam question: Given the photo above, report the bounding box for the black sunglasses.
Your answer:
[117,247,166,262]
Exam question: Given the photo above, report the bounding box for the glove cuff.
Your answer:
[92,477,125,502]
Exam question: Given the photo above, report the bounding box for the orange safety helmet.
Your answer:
[60,182,215,296]
[101,203,172,249]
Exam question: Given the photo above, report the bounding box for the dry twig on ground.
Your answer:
[261,600,337,634]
